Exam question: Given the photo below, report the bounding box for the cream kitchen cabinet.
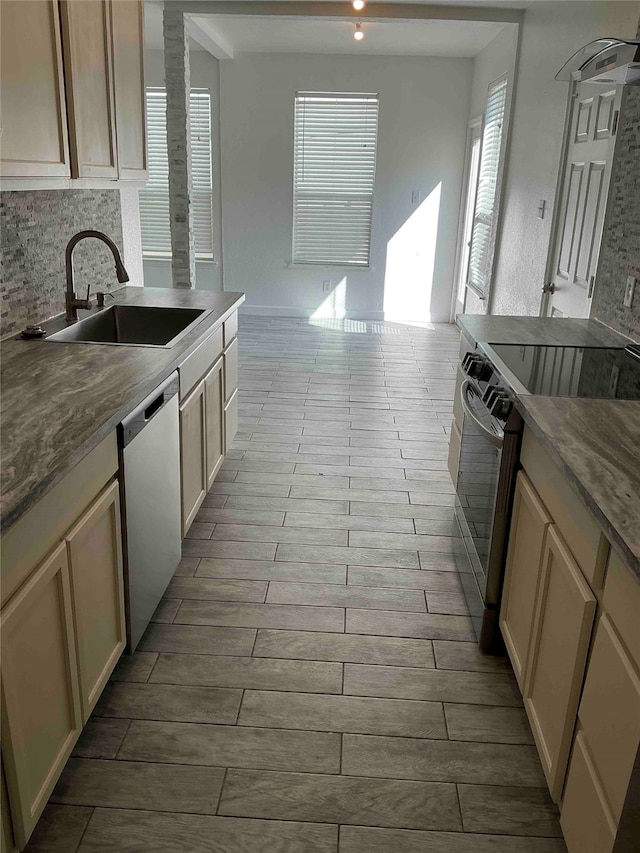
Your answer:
[177,312,240,534]
[0,0,70,178]
[500,470,552,690]
[524,525,597,801]
[179,379,208,536]
[205,357,225,490]
[0,0,146,186]
[0,542,82,849]
[0,434,124,849]
[66,480,126,720]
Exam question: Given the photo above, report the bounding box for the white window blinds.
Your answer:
[292,91,379,267]
[139,88,213,259]
[467,76,508,297]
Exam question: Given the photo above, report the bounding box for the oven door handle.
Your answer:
[460,379,503,449]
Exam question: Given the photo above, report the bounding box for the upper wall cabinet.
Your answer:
[111,0,147,180]
[0,0,71,178]
[0,0,146,186]
[59,0,118,179]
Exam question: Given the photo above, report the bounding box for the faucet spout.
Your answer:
[65,230,130,321]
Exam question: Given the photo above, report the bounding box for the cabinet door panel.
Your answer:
[0,543,82,847]
[500,471,552,689]
[180,381,207,536]
[577,615,640,822]
[60,0,117,178]
[205,357,225,490]
[225,389,239,453]
[111,0,146,179]
[66,480,125,720]
[0,0,70,177]
[224,337,239,404]
[524,525,597,801]
[560,732,616,853]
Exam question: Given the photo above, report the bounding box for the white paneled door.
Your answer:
[544,82,622,318]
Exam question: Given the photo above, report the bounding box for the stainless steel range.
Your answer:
[455,341,640,652]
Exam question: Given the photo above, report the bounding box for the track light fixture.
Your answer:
[354,22,364,41]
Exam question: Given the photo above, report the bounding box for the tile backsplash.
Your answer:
[0,189,124,339]
[592,85,640,341]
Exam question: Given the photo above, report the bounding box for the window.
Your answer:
[467,76,508,298]
[292,91,379,267]
[139,87,213,259]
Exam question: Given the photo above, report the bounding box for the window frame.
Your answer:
[466,73,510,302]
[139,86,214,261]
[291,90,380,270]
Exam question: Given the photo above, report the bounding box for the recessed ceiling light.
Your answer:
[353,0,365,11]
[354,22,364,41]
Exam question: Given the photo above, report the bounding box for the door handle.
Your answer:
[542,282,556,295]
[460,380,503,449]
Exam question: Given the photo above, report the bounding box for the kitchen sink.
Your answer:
[46,305,209,348]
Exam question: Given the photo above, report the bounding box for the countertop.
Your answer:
[1,287,244,533]
[456,314,630,348]
[517,396,640,584]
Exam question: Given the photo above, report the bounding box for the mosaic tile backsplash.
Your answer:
[0,189,123,339]
[593,85,640,342]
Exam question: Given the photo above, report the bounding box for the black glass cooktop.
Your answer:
[486,344,640,400]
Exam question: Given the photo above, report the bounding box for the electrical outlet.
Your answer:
[624,275,636,309]
[411,190,421,204]
[322,281,331,293]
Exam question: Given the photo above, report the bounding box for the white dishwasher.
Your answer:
[118,371,181,651]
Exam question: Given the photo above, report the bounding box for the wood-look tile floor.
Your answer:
[27,317,567,852]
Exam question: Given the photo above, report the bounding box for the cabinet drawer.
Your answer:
[602,549,640,666]
[224,337,239,404]
[225,389,239,453]
[224,311,238,347]
[179,325,223,400]
[578,615,640,823]
[561,732,616,853]
[521,429,609,591]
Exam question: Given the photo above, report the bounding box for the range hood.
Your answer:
[556,38,640,84]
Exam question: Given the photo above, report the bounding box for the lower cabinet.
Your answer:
[225,388,239,453]
[0,542,83,848]
[523,525,597,801]
[204,357,225,490]
[500,471,552,689]
[66,480,126,720]
[1,476,125,849]
[179,379,207,536]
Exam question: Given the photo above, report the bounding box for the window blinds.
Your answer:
[467,76,508,297]
[139,88,213,259]
[292,92,379,267]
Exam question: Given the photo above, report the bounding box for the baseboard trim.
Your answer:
[238,305,451,324]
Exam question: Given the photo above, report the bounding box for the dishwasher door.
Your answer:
[119,372,181,651]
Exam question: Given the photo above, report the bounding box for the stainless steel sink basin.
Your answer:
[46,305,209,348]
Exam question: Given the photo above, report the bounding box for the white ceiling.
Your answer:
[190,15,507,56]
[145,2,515,57]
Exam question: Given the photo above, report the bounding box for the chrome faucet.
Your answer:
[65,230,130,321]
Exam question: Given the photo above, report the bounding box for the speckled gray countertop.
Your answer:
[517,397,640,584]
[1,287,244,532]
[456,314,630,347]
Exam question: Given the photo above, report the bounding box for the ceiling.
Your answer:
[145,2,518,56]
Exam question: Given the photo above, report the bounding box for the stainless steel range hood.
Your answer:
[556,38,640,85]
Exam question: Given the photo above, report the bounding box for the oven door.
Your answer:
[455,379,503,612]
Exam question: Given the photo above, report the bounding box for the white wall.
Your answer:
[486,0,639,317]
[143,47,224,291]
[219,53,472,321]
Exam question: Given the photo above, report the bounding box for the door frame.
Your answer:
[540,80,624,318]
[450,115,483,321]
